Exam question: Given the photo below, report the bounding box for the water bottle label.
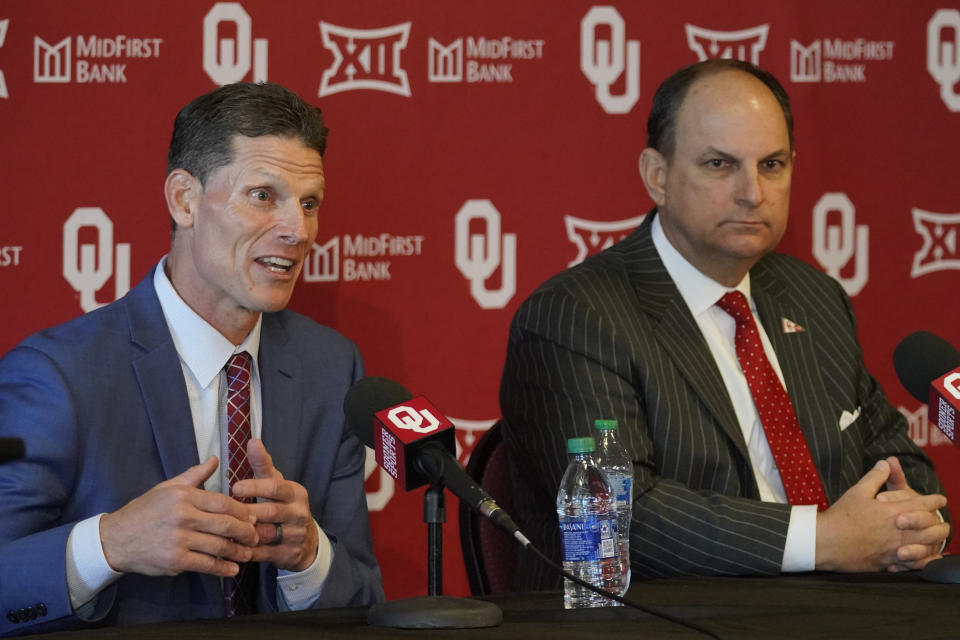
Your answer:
[559,514,618,562]
[609,476,632,504]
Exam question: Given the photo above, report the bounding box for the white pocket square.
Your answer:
[839,407,861,431]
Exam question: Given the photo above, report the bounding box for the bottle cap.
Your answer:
[567,437,596,454]
[594,419,619,430]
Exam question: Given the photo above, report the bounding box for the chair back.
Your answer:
[459,421,517,595]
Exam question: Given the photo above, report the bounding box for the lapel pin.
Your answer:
[781,317,806,334]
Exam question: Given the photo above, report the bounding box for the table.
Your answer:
[30,573,957,639]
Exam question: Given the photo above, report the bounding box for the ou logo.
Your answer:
[203,2,267,85]
[62,207,130,312]
[454,200,517,309]
[928,9,960,112]
[945,373,960,401]
[387,405,441,434]
[580,6,640,114]
[812,193,869,296]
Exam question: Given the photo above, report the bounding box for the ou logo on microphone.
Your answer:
[944,373,960,401]
[203,2,267,86]
[580,6,640,114]
[928,9,960,112]
[388,405,441,434]
[63,207,131,312]
[455,200,517,309]
[812,193,869,296]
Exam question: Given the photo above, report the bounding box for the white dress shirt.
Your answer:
[64,258,332,613]
[651,216,817,572]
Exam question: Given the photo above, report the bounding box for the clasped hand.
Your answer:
[815,456,950,573]
[100,438,318,578]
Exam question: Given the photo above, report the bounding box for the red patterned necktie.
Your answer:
[226,351,254,503]
[716,291,830,511]
[224,351,256,615]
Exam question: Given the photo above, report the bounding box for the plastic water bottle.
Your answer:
[556,436,622,608]
[593,419,632,595]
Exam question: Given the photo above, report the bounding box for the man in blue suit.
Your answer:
[0,82,384,635]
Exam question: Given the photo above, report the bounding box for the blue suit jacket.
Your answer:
[0,269,384,635]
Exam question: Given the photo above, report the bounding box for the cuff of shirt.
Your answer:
[65,514,123,612]
[781,505,817,573]
[276,520,333,610]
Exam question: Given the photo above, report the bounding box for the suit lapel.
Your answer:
[623,216,751,466]
[125,271,201,479]
[751,262,841,500]
[258,314,303,478]
[124,269,222,606]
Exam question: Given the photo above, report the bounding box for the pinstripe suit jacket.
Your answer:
[499,213,945,587]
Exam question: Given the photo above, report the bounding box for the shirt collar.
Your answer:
[650,213,752,317]
[153,256,262,389]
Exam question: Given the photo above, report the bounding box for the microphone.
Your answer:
[0,437,25,464]
[344,377,526,542]
[892,331,960,585]
[344,379,723,633]
[893,331,960,446]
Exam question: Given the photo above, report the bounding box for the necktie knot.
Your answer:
[716,290,753,325]
[226,351,252,392]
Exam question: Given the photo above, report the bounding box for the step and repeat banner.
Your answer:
[1,0,959,598]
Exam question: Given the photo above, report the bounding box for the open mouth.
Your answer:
[256,257,296,273]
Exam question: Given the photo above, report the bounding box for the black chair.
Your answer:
[458,421,518,595]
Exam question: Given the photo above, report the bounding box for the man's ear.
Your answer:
[164,169,200,230]
[638,147,668,207]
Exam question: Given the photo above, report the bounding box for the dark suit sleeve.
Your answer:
[829,277,948,519]
[500,286,792,588]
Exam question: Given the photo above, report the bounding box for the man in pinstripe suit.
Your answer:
[500,59,950,588]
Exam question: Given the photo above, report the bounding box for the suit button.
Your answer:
[17,608,29,622]
[6,611,18,624]
[37,603,47,617]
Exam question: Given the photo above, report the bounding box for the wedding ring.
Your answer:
[267,523,283,546]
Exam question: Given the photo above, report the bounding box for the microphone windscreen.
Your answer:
[893,331,960,403]
[343,377,413,447]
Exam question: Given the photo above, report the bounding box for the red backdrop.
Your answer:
[2,0,959,599]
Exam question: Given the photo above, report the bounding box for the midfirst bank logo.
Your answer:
[428,35,544,84]
[790,38,894,84]
[910,207,960,277]
[565,214,644,267]
[928,9,960,112]
[62,207,131,312]
[901,405,954,448]
[203,2,267,85]
[454,200,516,310]
[319,22,411,97]
[685,24,768,65]
[34,29,162,84]
[580,6,640,114]
[303,232,424,283]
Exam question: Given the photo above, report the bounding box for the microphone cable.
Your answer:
[509,533,722,639]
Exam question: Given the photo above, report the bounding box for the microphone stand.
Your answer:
[425,484,444,596]
[366,482,503,629]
